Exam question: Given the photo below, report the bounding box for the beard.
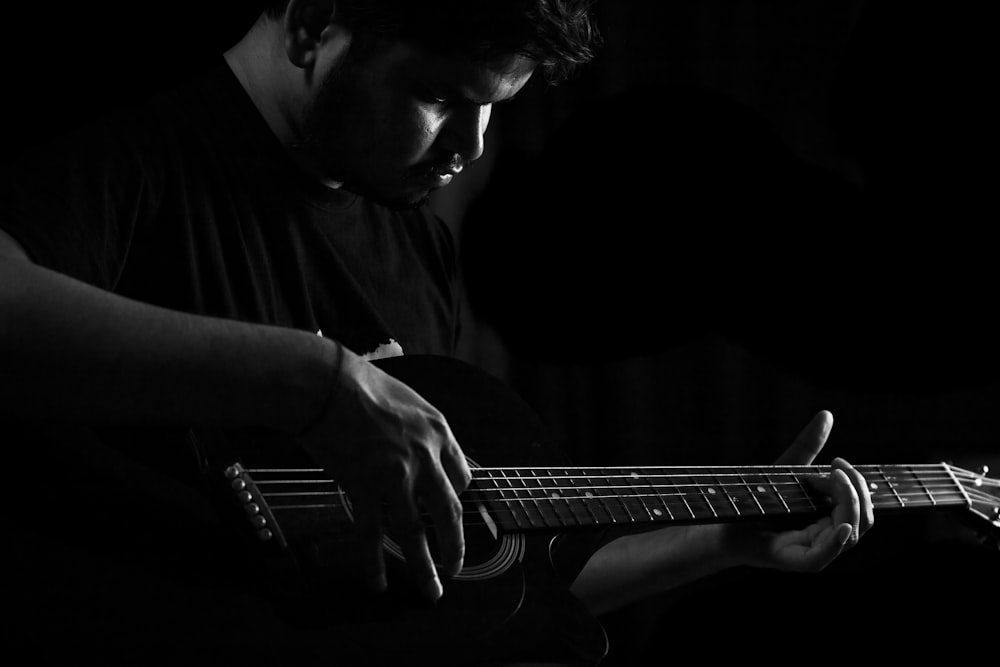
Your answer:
[296,47,445,211]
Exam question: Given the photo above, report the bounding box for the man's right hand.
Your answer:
[295,345,471,602]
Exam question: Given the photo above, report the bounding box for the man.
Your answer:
[1,1,871,662]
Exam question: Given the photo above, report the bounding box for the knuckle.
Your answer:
[446,499,464,526]
[848,490,860,509]
[425,410,451,437]
[459,468,473,491]
[384,456,413,483]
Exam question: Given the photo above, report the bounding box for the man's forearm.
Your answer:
[0,255,339,434]
[570,523,738,617]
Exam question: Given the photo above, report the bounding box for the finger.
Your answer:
[809,468,860,547]
[419,461,466,578]
[387,485,443,602]
[351,495,388,594]
[833,457,874,537]
[770,516,851,571]
[440,436,473,494]
[776,410,833,465]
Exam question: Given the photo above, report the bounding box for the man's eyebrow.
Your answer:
[436,80,521,106]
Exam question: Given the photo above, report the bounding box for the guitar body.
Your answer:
[194,354,609,665]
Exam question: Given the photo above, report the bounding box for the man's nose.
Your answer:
[442,104,491,164]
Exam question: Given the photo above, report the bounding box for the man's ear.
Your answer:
[283,0,337,69]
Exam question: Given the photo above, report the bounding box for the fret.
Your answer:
[875,467,905,508]
[714,468,746,517]
[789,468,819,512]
[571,471,603,526]
[579,471,616,524]
[736,468,767,516]
[548,469,587,528]
[702,469,738,519]
[651,468,694,520]
[646,469,676,522]
[625,470,658,523]
[737,467,781,516]
[500,468,548,529]
[871,464,964,510]
[912,465,938,506]
[596,469,625,524]
[738,470,765,515]
[764,469,791,514]
[603,468,638,524]
[475,470,522,531]
[519,469,560,529]
[676,474,697,519]
[685,468,720,520]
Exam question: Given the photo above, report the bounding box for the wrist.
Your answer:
[666,523,743,578]
[290,333,344,436]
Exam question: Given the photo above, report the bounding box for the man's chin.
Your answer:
[355,184,433,211]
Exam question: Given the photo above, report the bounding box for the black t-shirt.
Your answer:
[1,60,460,358]
[2,60,465,648]
[2,60,604,662]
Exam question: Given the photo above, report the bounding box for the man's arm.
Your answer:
[570,412,874,616]
[0,227,469,601]
[0,227,335,431]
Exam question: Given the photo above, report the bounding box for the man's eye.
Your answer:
[420,89,449,105]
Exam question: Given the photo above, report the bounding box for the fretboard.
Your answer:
[467,464,968,534]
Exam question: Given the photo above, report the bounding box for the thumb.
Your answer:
[775,410,833,465]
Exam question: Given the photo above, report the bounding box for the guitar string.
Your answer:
[244,463,959,475]
[243,468,976,485]
[258,485,969,507]
[256,486,976,526]
[254,480,970,502]
[247,475,972,496]
[238,468,994,526]
[242,466,995,486]
[257,483,999,517]
[248,478,974,500]
[252,483,971,517]
[259,495,997,536]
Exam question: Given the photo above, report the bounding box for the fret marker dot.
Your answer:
[585,491,595,498]
[756,486,767,493]
[551,492,561,499]
[707,487,717,495]
[653,508,663,517]
[630,472,640,479]
[870,483,879,491]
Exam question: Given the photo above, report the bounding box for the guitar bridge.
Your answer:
[225,462,289,549]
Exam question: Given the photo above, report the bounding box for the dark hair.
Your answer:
[263,0,601,83]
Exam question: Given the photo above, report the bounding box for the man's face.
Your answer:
[300,40,535,209]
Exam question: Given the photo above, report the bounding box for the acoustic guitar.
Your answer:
[198,354,1000,665]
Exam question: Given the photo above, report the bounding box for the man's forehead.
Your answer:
[389,42,536,104]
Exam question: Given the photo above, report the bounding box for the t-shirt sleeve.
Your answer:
[0,114,159,291]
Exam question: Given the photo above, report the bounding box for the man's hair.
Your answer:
[263,0,601,83]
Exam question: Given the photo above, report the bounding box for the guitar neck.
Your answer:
[468,463,970,534]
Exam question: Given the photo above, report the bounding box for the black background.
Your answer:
[4,1,997,663]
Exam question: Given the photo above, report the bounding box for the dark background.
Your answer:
[6,1,997,662]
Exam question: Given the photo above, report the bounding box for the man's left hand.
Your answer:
[721,410,875,572]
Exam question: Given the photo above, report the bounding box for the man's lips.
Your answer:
[422,159,464,187]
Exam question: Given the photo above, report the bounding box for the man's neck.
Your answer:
[224,22,303,152]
